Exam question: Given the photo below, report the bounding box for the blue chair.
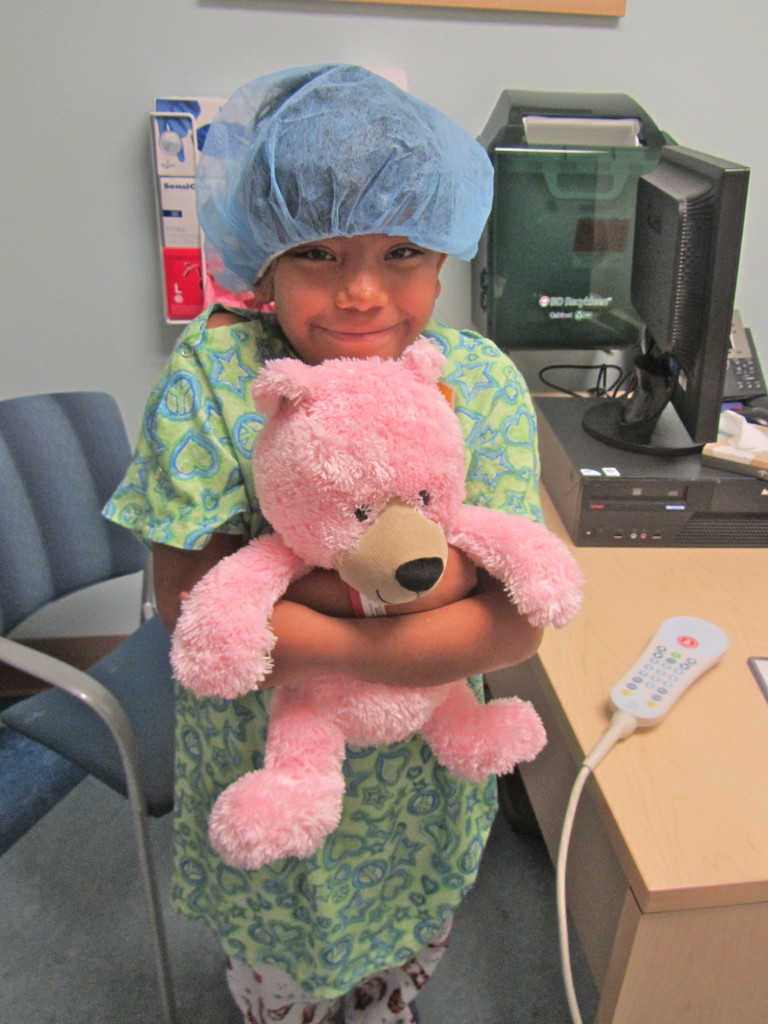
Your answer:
[0,392,177,1023]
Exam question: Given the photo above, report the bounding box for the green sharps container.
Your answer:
[472,92,671,350]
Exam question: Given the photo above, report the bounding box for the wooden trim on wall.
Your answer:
[312,0,625,15]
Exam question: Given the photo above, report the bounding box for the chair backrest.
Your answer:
[0,392,147,635]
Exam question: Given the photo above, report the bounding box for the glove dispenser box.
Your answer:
[151,98,224,323]
[472,91,670,351]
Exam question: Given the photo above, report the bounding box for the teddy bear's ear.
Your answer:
[399,337,447,385]
[251,359,316,418]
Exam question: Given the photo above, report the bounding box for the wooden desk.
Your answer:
[488,490,768,1024]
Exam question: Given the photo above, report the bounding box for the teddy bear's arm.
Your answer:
[448,506,583,628]
[170,533,311,698]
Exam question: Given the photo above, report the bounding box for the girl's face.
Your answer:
[261,234,447,364]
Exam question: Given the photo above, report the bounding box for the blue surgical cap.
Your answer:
[196,64,494,292]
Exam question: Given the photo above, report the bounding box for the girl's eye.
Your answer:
[419,490,430,505]
[292,247,334,262]
[387,245,425,261]
[355,506,370,522]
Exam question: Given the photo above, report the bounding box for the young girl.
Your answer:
[105,65,545,1024]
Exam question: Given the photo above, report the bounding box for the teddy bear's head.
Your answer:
[251,339,467,605]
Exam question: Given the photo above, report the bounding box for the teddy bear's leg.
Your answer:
[419,681,546,783]
[209,695,348,870]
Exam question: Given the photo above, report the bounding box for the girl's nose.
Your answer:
[336,267,387,310]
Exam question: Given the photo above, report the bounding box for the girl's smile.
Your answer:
[260,234,447,364]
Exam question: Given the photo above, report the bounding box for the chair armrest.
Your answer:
[0,636,148,808]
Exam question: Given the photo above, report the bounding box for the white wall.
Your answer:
[3,0,767,632]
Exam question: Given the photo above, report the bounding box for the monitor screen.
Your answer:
[582,145,750,455]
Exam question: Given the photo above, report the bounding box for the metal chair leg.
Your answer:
[0,639,178,1022]
[128,792,177,1024]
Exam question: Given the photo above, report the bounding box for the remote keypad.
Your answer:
[610,617,729,725]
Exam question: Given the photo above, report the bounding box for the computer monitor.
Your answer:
[582,145,750,456]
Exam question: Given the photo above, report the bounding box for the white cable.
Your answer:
[556,711,638,1024]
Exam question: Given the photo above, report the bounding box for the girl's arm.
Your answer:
[155,539,542,689]
[266,570,543,689]
[154,536,477,631]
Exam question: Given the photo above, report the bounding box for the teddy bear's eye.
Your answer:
[354,506,370,522]
[419,490,430,506]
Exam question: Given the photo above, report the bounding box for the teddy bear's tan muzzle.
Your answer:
[338,499,449,606]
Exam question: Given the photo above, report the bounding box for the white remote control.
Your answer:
[610,616,729,726]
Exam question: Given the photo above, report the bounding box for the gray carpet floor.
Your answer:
[0,776,597,1023]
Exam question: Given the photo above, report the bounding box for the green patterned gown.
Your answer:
[104,306,542,998]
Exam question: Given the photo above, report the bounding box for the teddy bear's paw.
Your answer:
[511,543,584,628]
[450,507,584,629]
[171,623,276,698]
[501,542,584,629]
[423,694,547,783]
[208,768,346,869]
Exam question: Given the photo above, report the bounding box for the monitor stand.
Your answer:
[582,398,704,456]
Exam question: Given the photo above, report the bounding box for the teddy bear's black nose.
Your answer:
[395,557,444,594]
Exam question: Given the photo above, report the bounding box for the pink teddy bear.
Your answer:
[171,338,583,869]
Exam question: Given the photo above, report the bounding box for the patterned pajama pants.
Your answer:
[225,916,452,1024]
